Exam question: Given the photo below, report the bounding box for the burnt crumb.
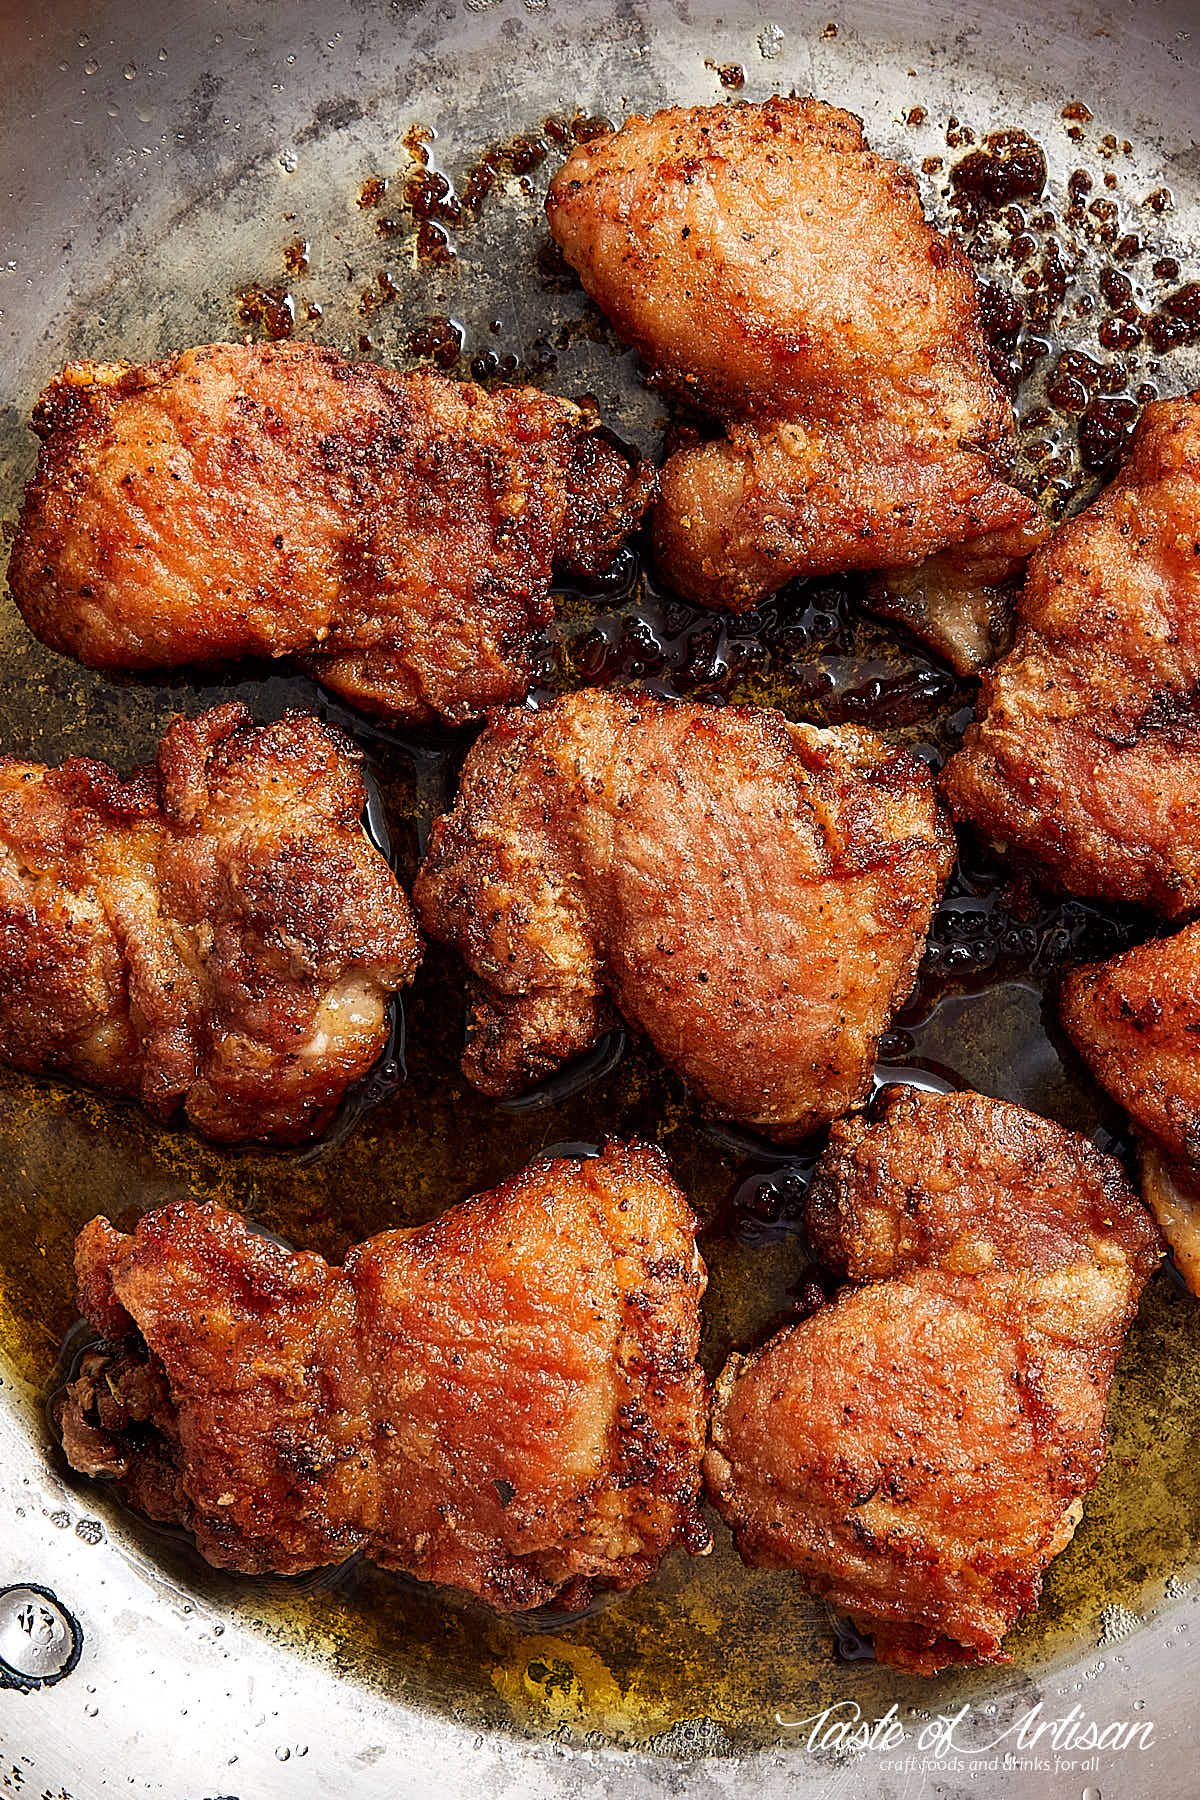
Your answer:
[236,281,296,341]
[1045,349,1133,415]
[977,281,1023,386]
[417,223,455,266]
[950,129,1047,214]
[1099,267,1133,307]
[1098,315,1143,352]
[282,237,311,276]
[469,347,520,382]
[1146,281,1200,352]
[1077,395,1141,473]
[357,173,389,208]
[404,315,464,370]
[705,60,745,90]
[358,268,400,316]
[562,112,613,145]
[404,165,464,228]
[534,238,580,292]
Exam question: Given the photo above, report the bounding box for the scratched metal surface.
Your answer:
[1,0,1200,1794]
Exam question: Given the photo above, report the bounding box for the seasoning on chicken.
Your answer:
[705,1087,1160,1673]
[7,341,656,725]
[546,97,1043,670]
[0,703,420,1143]
[57,1141,711,1609]
[945,394,1200,914]
[1062,922,1200,1293]
[412,688,953,1140]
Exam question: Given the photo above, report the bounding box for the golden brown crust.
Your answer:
[546,96,1040,641]
[705,1088,1160,1674]
[1061,924,1200,1170]
[59,1142,711,1609]
[945,394,1200,914]
[0,702,420,1142]
[412,688,953,1139]
[1061,924,1200,1292]
[8,342,654,725]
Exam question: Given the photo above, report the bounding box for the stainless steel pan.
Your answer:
[2,0,1199,1793]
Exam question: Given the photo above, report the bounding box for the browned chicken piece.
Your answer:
[0,703,420,1143]
[7,341,655,726]
[945,394,1200,914]
[705,1087,1160,1674]
[1062,923,1200,1292]
[57,1141,711,1608]
[546,97,1043,670]
[412,688,953,1139]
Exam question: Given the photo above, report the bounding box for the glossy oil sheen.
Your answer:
[2,25,1200,1753]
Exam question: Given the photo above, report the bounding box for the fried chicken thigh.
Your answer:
[413,689,953,1139]
[705,1088,1159,1673]
[0,703,420,1142]
[546,97,1041,669]
[58,1142,711,1608]
[8,342,655,725]
[946,394,1200,913]
[1062,924,1200,1292]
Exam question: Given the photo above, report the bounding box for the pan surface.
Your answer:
[1,0,1200,1793]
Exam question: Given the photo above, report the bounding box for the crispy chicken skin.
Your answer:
[0,703,420,1143]
[7,341,655,725]
[412,689,953,1139]
[58,1142,711,1608]
[945,395,1200,914]
[1062,924,1200,1292]
[546,97,1042,667]
[705,1088,1160,1674]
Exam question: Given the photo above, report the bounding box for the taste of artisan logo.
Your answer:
[778,1698,1156,1774]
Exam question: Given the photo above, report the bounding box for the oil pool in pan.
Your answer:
[2,83,1200,1754]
